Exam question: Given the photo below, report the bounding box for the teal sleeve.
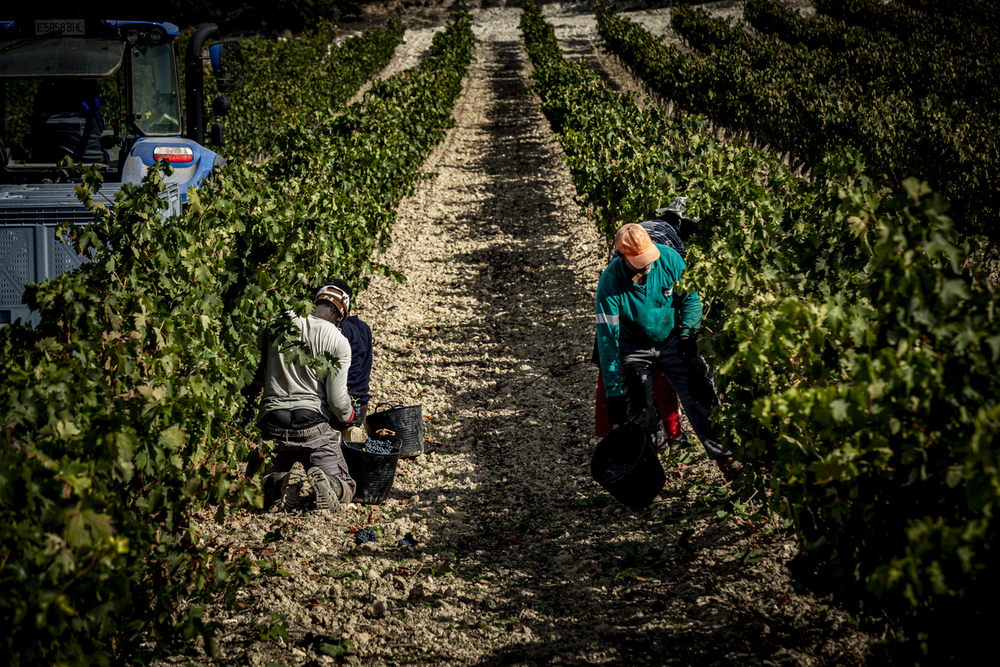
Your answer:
[677,284,702,339]
[596,279,625,398]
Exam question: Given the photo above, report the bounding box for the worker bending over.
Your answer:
[595,223,742,483]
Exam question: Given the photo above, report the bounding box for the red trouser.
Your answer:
[594,370,681,439]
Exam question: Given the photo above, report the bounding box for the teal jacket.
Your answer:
[595,243,702,397]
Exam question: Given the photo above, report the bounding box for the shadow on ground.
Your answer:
[364,34,868,667]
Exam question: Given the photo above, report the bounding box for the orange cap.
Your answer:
[614,223,660,268]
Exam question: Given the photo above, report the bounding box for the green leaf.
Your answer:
[939,279,971,310]
[830,399,849,423]
[65,512,91,548]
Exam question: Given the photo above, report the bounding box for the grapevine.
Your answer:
[597,0,1000,240]
[0,10,476,664]
[522,2,999,659]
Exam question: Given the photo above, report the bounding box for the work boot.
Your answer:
[716,457,743,484]
[261,473,283,510]
[277,467,305,511]
[308,467,340,512]
[659,428,690,453]
[337,477,353,506]
[665,435,688,451]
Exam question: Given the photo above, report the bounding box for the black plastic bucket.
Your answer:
[367,403,424,458]
[342,439,402,504]
[590,424,666,511]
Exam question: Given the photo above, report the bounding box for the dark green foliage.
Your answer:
[215,18,406,161]
[526,2,998,660]
[894,0,1000,24]
[598,0,1000,242]
[0,160,259,667]
[0,11,475,665]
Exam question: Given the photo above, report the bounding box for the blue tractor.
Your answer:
[0,17,242,326]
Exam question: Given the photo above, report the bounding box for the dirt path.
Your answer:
[174,5,876,666]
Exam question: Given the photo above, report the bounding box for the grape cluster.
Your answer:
[355,528,377,545]
[602,462,634,482]
[397,532,418,547]
[361,438,397,454]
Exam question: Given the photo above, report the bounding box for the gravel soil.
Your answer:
[164,3,877,666]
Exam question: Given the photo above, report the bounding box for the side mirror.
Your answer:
[208,41,245,92]
[212,95,232,117]
[210,122,224,147]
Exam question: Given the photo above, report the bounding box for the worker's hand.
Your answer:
[678,336,698,364]
[608,395,629,428]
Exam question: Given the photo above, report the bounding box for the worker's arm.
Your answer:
[241,329,269,414]
[324,334,354,424]
[242,358,265,403]
[240,330,269,421]
[595,270,625,398]
[675,280,703,339]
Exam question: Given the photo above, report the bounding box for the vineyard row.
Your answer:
[597,0,999,242]
[0,11,476,665]
[523,2,998,661]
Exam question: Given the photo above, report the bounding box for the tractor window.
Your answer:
[97,72,126,159]
[1,68,125,167]
[130,41,180,136]
[0,37,124,78]
[0,36,127,168]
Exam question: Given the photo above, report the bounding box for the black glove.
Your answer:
[608,395,629,428]
[678,336,698,364]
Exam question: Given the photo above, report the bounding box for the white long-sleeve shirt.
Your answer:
[256,314,354,424]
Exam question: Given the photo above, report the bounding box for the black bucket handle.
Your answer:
[374,402,405,413]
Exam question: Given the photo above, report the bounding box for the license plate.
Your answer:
[35,19,85,36]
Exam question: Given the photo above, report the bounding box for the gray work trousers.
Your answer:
[261,423,356,502]
[620,334,732,461]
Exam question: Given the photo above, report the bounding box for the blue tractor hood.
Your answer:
[121,137,224,202]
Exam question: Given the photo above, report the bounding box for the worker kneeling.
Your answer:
[247,285,358,511]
